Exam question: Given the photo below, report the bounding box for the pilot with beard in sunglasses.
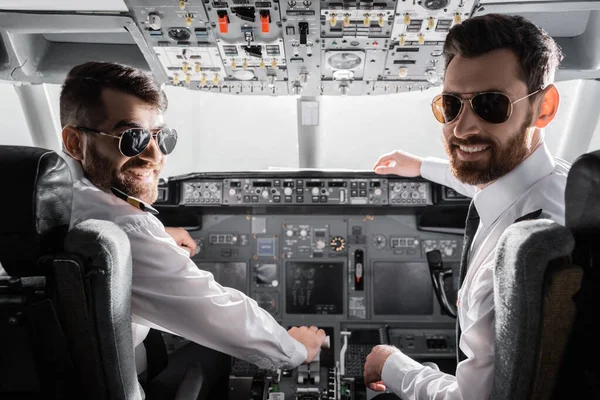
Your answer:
[60,62,326,399]
[366,14,569,400]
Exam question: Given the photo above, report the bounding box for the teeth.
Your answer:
[459,145,489,153]
[132,170,152,177]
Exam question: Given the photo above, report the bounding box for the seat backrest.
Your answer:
[490,219,582,400]
[0,145,75,398]
[59,219,141,400]
[552,150,600,398]
[0,145,140,400]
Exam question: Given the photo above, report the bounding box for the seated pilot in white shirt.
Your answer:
[59,61,326,398]
[365,14,569,400]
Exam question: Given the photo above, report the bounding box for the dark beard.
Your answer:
[444,111,533,185]
[82,144,160,204]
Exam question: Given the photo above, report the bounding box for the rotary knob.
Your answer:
[329,236,346,252]
[372,234,386,249]
[315,239,326,250]
[262,190,269,199]
[229,188,237,196]
[286,229,294,237]
[444,247,453,256]
[284,187,293,196]
[312,187,320,196]
[374,188,382,196]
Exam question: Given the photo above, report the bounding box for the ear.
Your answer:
[62,125,85,161]
[534,84,560,129]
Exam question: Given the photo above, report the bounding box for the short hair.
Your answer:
[443,13,564,94]
[59,61,168,128]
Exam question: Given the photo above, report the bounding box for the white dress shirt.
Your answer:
[65,159,307,372]
[381,142,570,400]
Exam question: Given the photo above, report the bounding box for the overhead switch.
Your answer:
[299,22,309,45]
[217,10,229,33]
[260,11,271,33]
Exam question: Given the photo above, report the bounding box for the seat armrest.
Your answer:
[173,362,207,400]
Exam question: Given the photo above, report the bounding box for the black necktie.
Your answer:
[456,200,479,362]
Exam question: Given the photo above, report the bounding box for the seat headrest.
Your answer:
[0,146,73,276]
[565,150,600,240]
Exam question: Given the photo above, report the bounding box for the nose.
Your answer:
[137,134,163,164]
[452,100,480,140]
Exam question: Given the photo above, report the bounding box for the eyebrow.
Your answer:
[444,88,509,97]
[110,119,166,132]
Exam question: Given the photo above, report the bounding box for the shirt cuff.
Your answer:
[279,331,308,369]
[420,157,449,182]
[381,351,424,386]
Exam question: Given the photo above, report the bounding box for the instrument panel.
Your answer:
[157,171,468,399]
[179,176,430,206]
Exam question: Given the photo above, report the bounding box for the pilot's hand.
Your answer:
[364,345,400,391]
[288,326,326,364]
[373,150,422,177]
[165,227,197,257]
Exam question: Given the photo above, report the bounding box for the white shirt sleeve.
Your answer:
[420,157,478,199]
[120,217,307,370]
[381,263,495,400]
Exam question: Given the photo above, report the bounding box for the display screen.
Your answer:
[286,262,344,314]
[373,262,433,315]
[197,262,248,294]
[252,181,272,187]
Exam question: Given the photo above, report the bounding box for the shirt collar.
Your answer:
[473,142,555,228]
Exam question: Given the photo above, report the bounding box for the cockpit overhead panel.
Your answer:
[1,1,600,94]
[124,0,477,95]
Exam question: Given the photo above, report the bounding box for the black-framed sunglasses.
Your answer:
[431,90,541,124]
[77,126,178,157]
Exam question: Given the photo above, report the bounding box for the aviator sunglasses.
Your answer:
[77,126,178,157]
[431,89,541,124]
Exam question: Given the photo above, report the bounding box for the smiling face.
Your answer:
[441,48,538,186]
[75,88,166,203]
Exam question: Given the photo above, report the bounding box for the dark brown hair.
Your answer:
[59,61,167,128]
[443,14,564,94]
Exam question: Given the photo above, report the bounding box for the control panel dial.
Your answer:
[372,234,387,249]
[329,236,346,252]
